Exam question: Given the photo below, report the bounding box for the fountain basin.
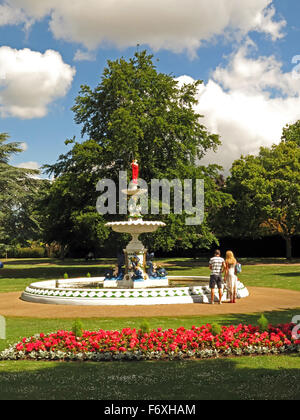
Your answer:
[105,220,167,287]
[105,220,166,234]
[21,276,249,306]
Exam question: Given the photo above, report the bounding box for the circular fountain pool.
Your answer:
[21,276,249,306]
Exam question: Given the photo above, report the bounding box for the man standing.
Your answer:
[209,250,226,304]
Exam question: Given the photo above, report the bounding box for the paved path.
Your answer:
[0,287,299,318]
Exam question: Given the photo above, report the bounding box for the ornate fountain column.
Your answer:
[105,161,167,289]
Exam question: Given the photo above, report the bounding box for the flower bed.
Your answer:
[1,323,299,362]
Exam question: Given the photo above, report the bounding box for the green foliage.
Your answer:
[64,273,69,279]
[72,319,84,338]
[139,319,151,334]
[70,51,220,177]
[41,51,229,256]
[222,130,300,258]
[281,120,300,146]
[257,314,269,332]
[0,133,44,249]
[8,247,46,259]
[87,272,91,278]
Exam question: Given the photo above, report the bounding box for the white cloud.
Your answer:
[251,5,286,41]
[0,47,76,119]
[17,161,41,179]
[73,49,96,62]
[17,161,39,170]
[19,142,28,151]
[0,3,27,26]
[212,39,300,97]
[177,43,300,172]
[1,0,286,55]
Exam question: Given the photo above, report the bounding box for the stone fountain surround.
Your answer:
[20,181,250,305]
[21,276,250,306]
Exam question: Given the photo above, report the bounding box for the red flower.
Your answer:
[25,343,34,352]
[13,322,299,359]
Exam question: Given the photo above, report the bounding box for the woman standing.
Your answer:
[225,251,237,303]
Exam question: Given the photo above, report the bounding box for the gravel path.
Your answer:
[0,287,299,318]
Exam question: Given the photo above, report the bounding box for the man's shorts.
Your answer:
[209,274,223,289]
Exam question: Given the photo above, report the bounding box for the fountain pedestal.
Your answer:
[105,182,168,289]
[104,220,168,288]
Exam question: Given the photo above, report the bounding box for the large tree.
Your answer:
[37,171,109,258]
[70,51,220,180]
[0,133,42,251]
[223,130,300,259]
[44,51,231,256]
[281,120,300,146]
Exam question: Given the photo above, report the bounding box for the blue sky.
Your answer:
[0,0,300,174]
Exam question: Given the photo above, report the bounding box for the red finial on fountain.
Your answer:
[131,159,139,184]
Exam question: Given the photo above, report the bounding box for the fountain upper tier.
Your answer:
[106,220,165,235]
[105,183,166,254]
[105,220,165,258]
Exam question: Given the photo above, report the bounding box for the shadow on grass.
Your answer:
[2,259,117,267]
[239,258,300,265]
[0,259,208,280]
[0,259,118,280]
[0,355,299,400]
[208,308,300,327]
[1,259,54,266]
[162,259,208,268]
[141,308,300,329]
[0,267,108,280]
[276,272,300,278]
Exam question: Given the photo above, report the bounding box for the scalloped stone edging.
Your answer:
[21,276,249,306]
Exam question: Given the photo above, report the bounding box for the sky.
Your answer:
[0,0,300,175]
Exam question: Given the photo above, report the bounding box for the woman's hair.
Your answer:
[225,250,237,266]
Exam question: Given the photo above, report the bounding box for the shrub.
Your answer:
[72,319,84,338]
[210,323,222,336]
[64,273,69,279]
[258,314,269,332]
[8,247,46,259]
[140,319,151,334]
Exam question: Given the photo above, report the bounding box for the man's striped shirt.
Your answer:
[209,256,225,275]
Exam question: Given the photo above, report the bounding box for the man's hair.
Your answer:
[214,249,221,256]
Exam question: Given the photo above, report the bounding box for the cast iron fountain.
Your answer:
[21,161,249,305]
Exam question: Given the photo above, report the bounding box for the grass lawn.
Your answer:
[1,356,299,400]
[0,257,299,293]
[0,258,299,400]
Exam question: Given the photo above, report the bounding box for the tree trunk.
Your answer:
[60,244,68,260]
[285,236,292,259]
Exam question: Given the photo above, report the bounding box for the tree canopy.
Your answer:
[43,51,230,256]
[0,133,42,251]
[281,120,300,146]
[222,131,300,258]
[69,51,220,181]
